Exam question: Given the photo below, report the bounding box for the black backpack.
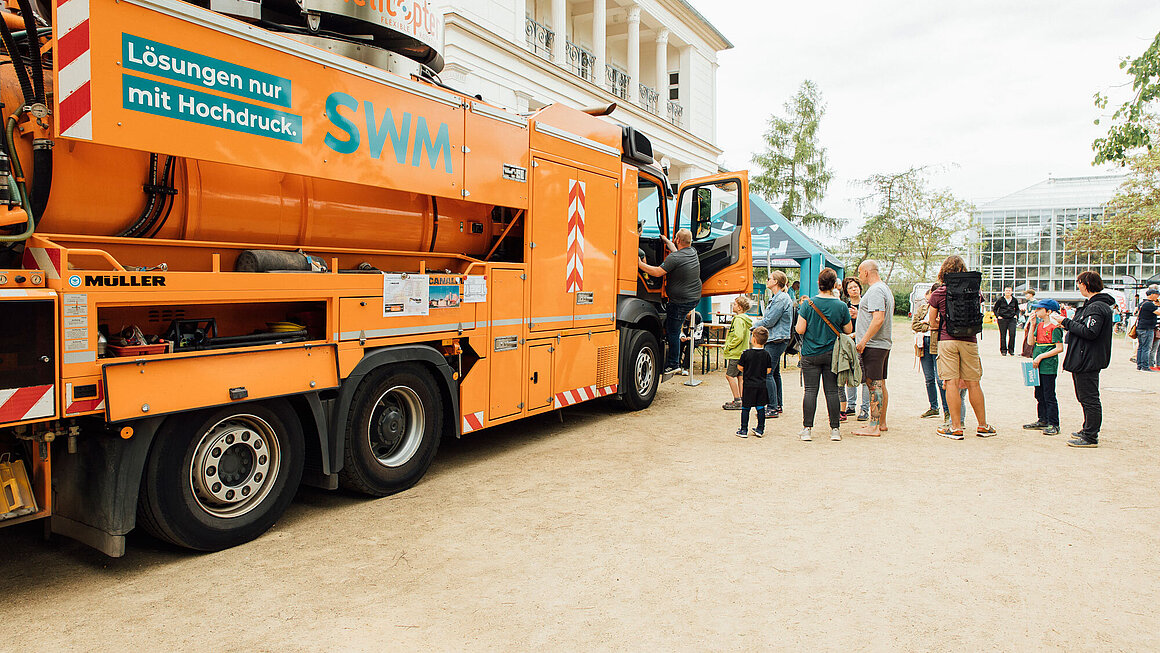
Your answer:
[783,304,803,355]
[943,271,983,338]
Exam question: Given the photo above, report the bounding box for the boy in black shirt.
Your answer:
[736,326,773,438]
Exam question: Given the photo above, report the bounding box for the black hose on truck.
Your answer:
[0,18,34,104]
[16,0,43,104]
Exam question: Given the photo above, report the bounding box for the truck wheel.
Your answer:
[137,400,304,551]
[621,329,660,410]
[339,364,442,497]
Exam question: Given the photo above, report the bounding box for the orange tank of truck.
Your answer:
[0,0,750,555]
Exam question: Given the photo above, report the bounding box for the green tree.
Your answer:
[842,167,971,284]
[751,80,837,230]
[1069,128,1160,259]
[1093,31,1160,164]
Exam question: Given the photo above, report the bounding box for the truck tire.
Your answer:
[621,329,660,410]
[137,400,305,551]
[339,363,442,497]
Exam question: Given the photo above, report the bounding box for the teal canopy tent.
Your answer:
[742,195,844,299]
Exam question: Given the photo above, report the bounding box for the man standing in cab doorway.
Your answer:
[638,228,702,375]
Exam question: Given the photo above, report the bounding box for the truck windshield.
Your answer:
[637,179,664,237]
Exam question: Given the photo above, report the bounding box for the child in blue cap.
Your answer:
[1023,298,1064,435]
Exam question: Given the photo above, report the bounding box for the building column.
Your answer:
[592,0,606,84]
[678,44,693,125]
[551,0,566,65]
[514,0,525,46]
[655,29,669,97]
[627,4,640,102]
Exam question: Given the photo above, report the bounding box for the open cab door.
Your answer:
[673,171,751,296]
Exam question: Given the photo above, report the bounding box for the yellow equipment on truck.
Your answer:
[0,0,750,555]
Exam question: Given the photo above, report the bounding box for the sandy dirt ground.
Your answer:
[2,324,1159,651]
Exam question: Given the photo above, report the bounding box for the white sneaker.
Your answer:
[799,427,812,441]
[679,369,689,376]
[831,428,842,441]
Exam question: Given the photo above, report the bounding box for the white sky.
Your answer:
[687,0,1160,245]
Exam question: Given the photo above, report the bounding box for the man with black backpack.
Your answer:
[926,255,996,440]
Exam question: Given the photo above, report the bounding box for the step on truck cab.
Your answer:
[0,0,750,554]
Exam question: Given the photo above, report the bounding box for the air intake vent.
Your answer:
[147,308,186,324]
[621,126,654,165]
[596,345,617,387]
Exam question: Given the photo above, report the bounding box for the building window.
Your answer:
[668,71,679,100]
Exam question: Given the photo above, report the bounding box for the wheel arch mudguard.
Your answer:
[616,296,664,396]
[50,391,332,557]
[328,344,459,473]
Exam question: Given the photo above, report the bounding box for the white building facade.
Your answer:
[432,0,731,184]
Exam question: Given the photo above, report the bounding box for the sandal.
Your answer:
[976,424,997,437]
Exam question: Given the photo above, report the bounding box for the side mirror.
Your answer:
[693,187,712,239]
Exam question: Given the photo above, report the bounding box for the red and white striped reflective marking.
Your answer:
[565,179,585,293]
[21,247,62,280]
[57,0,93,140]
[65,381,104,415]
[461,410,484,434]
[553,384,617,409]
[0,385,55,422]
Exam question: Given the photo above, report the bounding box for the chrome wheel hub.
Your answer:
[190,415,280,518]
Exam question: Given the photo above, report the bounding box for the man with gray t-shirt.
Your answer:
[853,260,894,436]
[639,228,702,373]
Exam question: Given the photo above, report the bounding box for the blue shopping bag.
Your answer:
[1021,360,1040,387]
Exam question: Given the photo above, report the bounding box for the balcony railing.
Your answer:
[639,83,659,114]
[666,100,684,127]
[606,65,630,100]
[566,41,597,83]
[525,17,554,59]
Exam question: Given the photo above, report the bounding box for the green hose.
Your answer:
[0,112,35,242]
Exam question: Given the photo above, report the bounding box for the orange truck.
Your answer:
[0,0,750,555]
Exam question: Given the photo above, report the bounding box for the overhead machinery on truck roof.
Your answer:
[0,0,751,555]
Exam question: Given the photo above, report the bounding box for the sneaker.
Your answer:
[936,425,965,440]
[751,429,764,438]
[679,368,689,376]
[1023,421,1047,430]
[663,366,680,375]
[1067,437,1098,448]
[831,428,841,441]
[764,408,778,418]
[976,424,997,437]
[722,399,743,410]
[919,408,940,419]
[856,413,869,422]
[839,412,848,422]
[1043,425,1060,436]
[735,428,748,438]
[799,427,812,442]
[843,407,856,415]
[942,412,951,424]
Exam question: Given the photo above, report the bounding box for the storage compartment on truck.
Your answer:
[0,299,57,425]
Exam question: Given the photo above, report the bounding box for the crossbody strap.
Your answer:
[807,298,842,337]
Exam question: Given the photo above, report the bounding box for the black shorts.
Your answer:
[861,347,890,381]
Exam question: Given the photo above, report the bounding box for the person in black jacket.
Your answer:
[992,286,1020,356]
[1050,271,1115,448]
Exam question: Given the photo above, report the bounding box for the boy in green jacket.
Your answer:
[722,296,753,410]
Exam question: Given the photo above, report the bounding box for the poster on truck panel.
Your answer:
[54,0,466,200]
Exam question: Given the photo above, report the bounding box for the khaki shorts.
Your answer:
[725,359,741,377]
[937,340,983,382]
